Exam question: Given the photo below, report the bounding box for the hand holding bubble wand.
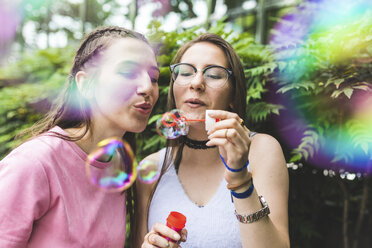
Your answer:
[85,138,160,192]
[156,109,220,139]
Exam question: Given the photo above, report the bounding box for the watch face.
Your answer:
[259,196,268,207]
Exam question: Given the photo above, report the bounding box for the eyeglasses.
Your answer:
[169,63,233,89]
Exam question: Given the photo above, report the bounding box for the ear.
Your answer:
[75,71,93,99]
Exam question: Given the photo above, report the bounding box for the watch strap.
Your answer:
[234,196,270,223]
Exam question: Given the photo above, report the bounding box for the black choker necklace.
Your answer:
[183,136,216,149]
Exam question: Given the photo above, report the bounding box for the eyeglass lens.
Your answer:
[172,64,228,88]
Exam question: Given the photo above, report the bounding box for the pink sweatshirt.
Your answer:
[0,126,126,248]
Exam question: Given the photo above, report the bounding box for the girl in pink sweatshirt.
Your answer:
[0,26,159,248]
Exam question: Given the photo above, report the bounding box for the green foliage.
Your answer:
[290,129,321,162]
[269,8,372,169]
[248,102,284,122]
[345,119,372,156]
[0,47,74,158]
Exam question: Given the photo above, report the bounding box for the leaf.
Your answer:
[361,143,369,155]
[343,88,353,99]
[334,78,344,89]
[247,102,284,122]
[148,114,162,125]
[289,153,302,163]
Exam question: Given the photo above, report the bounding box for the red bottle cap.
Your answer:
[166,211,187,229]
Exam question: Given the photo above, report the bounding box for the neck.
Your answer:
[183,136,215,149]
[65,122,125,155]
[181,145,223,170]
[186,125,209,140]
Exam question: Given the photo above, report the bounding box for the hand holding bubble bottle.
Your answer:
[156,109,220,139]
[162,211,187,243]
[85,138,160,192]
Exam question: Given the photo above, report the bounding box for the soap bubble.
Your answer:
[86,138,137,192]
[156,109,189,139]
[137,159,160,184]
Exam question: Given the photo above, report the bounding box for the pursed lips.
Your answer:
[134,102,152,114]
[185,98,206,107]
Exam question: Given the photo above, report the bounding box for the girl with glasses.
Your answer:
[0,26,159,247]
[137,33,290,248]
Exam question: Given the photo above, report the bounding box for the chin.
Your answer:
[129,125,146,133]
[184,111,205,121]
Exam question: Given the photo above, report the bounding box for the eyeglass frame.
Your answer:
[169,63,233,88]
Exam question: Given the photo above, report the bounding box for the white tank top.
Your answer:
[148,148,245,248]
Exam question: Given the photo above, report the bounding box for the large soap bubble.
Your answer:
[86,138,137,192]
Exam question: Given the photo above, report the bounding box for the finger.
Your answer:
[143,232,158,248]
[151,223,182,242]
[208,135,245,154]
[180,229,188,242]
[207,109,240,121]
[208,118,249,140]
[208,128,247,149]
[148,232,180,248]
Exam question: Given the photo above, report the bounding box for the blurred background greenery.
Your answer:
[0,0,371,247]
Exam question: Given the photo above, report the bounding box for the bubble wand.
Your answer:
[156,109,220,139]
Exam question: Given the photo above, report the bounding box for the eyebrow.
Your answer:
[182,62,227,69]
[117,61,159,72]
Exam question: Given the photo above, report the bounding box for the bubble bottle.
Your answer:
[164,211,187,242]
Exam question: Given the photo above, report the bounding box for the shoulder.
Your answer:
[0,137,53,202]
[248,133,287,173]
[142,149,162,164]
[136,148,166,193]
[250,133,282,153]
[1,134,70,173]
[141,147,169,167]
[2,136,53,165]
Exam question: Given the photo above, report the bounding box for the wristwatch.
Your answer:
[234,196,270,223]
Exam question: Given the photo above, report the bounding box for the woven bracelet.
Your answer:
[219,154,249,172]
[227,175,252,191]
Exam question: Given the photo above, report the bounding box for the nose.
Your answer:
[189,71,205,91]
[136,72,154,97]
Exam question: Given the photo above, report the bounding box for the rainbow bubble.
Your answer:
[156,109,189,139]
[137,159,160,184]
[270,0,372,173]
[86,138,137,192]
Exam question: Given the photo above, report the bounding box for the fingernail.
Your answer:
[174,233,181,240]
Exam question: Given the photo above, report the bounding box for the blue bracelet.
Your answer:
[231,181,254,202]
[219,154,249,172]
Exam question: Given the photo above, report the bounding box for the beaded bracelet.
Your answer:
[219,154,249,172]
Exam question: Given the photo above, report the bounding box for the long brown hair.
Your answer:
[20,26,151,247]
[146,33,247,228]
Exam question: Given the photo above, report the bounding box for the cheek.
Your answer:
[154,85,159,101]
[213,87,234,109]
[172,85,182,105]
[94,80,138,114]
